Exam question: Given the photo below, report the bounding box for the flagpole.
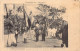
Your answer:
[5,4,9,46]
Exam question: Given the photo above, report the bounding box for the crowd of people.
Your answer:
[6,20,47,47]
[6,20,68,47]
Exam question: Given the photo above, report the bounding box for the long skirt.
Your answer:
[7,34,16,46]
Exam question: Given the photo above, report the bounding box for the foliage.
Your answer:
[35,4,66,29]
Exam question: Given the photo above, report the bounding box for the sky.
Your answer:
[5,0,80,22]
[24,2,68,21]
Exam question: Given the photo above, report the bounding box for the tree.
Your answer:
[36,4,66,29]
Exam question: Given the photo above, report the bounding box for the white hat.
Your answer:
[36,24,39,28]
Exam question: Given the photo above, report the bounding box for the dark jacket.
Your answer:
[59,24,68,43]
[35,27,39,36]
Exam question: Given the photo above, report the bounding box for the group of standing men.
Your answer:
[35,23,46,42]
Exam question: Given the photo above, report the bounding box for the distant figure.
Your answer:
[15,29,18,43]
[35,23,39,42]
[51,28,57,38]
[47,28,57,38]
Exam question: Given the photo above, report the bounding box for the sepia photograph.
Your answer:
[4,3,68,48]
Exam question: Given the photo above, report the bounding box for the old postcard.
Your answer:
[0,0,80,51]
